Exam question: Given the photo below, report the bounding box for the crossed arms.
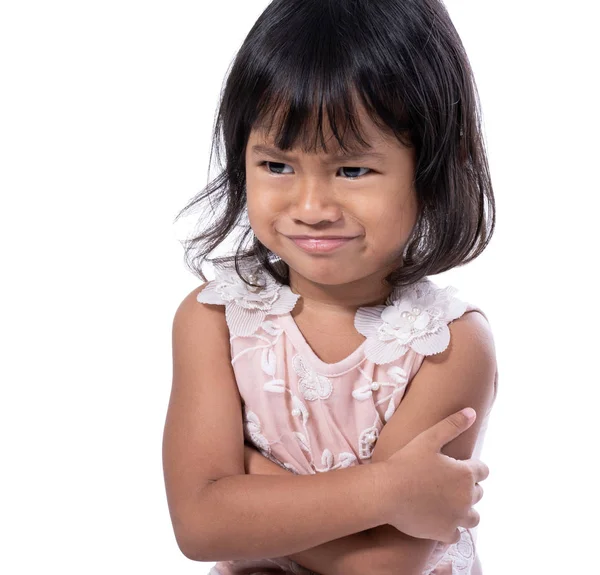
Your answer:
[243,312,497,575]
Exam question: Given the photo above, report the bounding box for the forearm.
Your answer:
[188,447,392,563]
[361,525,439,574]
[244,446,388,575]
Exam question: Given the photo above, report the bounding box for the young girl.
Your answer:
[163,0,498,573]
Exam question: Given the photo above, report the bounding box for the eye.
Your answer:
[338,167,371,179]
[262,161,293,175]
[261,161,372,179]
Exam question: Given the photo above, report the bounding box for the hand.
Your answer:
[382,408,488,544]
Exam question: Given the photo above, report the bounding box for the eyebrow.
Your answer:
[250,144,387,164]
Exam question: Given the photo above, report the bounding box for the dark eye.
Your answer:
[339,167,370,179]
[263,161,293,175]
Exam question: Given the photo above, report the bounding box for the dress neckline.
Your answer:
[277,310,370,375]
[243,257,386,372]
[198,256,472,368]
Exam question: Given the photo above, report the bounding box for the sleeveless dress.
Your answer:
[197,257,498,575]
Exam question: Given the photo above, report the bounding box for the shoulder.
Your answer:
[419,280,497,393]
[423,309,497,396]
[173,283,230,350]
[429,310,495,366]
[175,282,224,318]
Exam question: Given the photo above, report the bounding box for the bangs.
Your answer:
[253,85,406,155]
[237,0,413,156]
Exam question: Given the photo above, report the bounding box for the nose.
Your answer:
[289,177,342,224]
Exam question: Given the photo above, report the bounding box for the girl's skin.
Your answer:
[245,103,419,321]
[242,442,399,573]
[238,103,496,573]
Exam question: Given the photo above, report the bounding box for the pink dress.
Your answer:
[197,258,498,575]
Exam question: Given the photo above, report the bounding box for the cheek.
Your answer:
[246,190,276,224]
[245,171,264,223]
[245,185,285,238]
[246,197,262,235]
[246,171,287,220]
[369,192,418,240]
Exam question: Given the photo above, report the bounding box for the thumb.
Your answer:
[424,408,477,451]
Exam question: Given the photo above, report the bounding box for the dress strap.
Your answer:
[196,259,300,337]
[355,277,471,364]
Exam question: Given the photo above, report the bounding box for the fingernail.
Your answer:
[462,407,476,420]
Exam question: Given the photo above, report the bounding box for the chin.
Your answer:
[290,260,360,285]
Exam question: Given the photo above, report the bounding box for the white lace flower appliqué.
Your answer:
[354,279,468,365]
[196,261,300,337]
[243,409,271,455]
[292,354,333,401]
[358,425,379,460]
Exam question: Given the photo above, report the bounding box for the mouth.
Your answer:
[286,236,358,254]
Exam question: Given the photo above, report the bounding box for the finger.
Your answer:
[465,459,489,483]
[472,483,484,505]
[423,408,477,451]
[475,461,490,482]
[461,508,480,529]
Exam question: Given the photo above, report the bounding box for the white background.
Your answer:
[1,1,598,573]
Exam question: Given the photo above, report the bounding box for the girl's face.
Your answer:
[244,106,418,303]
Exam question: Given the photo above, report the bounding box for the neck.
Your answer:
[287,266,395,316]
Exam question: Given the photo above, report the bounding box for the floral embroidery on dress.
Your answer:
[423,527,475,575]
[353,365,410,459]
[243,409,271,454]
[293,394,356,471]
[358,425,379,459]
[292,355,333,401]
[244,316,357,473]
[196,259,300,337]
[244,407,300,472]
[445,527,476,574]
[353,365,409,423]
[354,278,468,365]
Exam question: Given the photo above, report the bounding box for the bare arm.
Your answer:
[193,455,392,562]
[243,444,388,575]
[164,284,396,562]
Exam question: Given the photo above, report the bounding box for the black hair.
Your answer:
[175,0,495,291]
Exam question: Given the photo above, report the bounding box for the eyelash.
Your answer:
[259,161,373,180]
